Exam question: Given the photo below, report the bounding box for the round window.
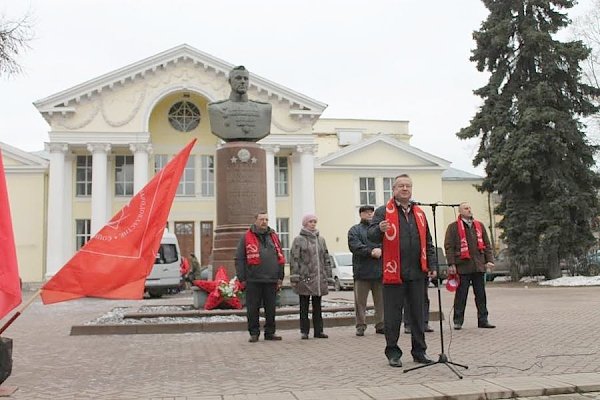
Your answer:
[168,101,201,132]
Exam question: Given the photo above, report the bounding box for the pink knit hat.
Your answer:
[302,213,318,228]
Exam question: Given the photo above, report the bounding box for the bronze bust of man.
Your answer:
[208,66,272,142]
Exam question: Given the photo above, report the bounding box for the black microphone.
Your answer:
[412,200,461,207]
[412,200,439,206]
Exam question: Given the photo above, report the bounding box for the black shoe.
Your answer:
[424,325,434,333]
[314,332,328,338]
[264,334,282,341]
[248,335,259,343]
[301,333,309,340]
[388,357,402,367]
[356,328,365,337]
[478,322,496,329]
[404,327,411,334]
[375,328,385,334]
[454,324,462,330]
[412,353,434,364]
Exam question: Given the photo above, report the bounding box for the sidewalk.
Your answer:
[1,284,599,399]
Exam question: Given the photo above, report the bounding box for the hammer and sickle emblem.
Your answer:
[384,223,397,241]
[384,260,398,274]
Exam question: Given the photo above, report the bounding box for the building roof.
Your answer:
[34,44,327,118]
[442,167,483,181]
[315,133,451,171]
[0,142,49,173]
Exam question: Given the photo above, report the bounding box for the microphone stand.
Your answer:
[403,202,468,379]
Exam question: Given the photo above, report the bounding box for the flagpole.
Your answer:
[0,289,41,335]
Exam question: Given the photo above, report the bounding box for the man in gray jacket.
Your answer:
[235,212,286,342]
[348,205,384,336]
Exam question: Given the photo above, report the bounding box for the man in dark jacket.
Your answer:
[368,174,436,368]
[235,212,286,342]
[444,202,495,330]
[348,205,384,337]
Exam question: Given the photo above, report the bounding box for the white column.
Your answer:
[291,144,317,234]
[87,143,111,236]
[45,143,69,278]
[298,144,317,215]
[63,155,73,257]
[129,143,152,194]
[263,144,279,225]
[291,151,303,236]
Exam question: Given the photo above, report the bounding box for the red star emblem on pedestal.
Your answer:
[193,266,243,310]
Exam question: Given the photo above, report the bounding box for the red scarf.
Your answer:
[457,217,485,259]
[245,229,286,265]
[382,199,428,284]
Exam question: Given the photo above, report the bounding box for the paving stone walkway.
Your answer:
[1,284,599,399]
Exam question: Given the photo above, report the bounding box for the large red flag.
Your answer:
[41,139,196,304]
[0,149,22,319]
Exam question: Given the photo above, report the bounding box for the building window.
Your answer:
[276,218,290,262]
[383,177,394,202]
[177,155,195,196]
[359,177,376,206]
[75,219,91,250]
[275,156,288,196]
[200,155,214,197]
[75,155,92,196]
[168,101,201,132]
[115,155,134,196]
[154,154,168,175]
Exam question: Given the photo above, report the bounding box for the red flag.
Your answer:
[0,149,22,319]
[41,140,196,304]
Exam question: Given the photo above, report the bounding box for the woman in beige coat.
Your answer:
[290,214,332,339]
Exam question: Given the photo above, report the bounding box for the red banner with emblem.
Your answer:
[40,140,196,304]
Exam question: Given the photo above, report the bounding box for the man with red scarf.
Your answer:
[368,174,436,368]
[444,202,495,330]
[235,212,286,342]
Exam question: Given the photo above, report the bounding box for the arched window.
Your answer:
[168,101,201,132]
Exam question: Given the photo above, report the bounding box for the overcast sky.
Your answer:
[0,0,594,174]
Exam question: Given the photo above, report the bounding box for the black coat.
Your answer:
[368,203,435,281]
[347,220,382,281]
[235,225,285,283]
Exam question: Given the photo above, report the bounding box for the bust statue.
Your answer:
[208,66,272,142]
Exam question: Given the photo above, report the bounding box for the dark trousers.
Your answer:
[299,295,323,335]
[245,281,278,337]
[453,272,489,325]
[403,277,430,328]
[383,281,427,360]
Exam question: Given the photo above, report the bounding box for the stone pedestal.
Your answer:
[212,142,267,278]
[276,285,299,306]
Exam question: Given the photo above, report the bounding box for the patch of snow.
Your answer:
[539,275,600,287]
[520,276,546,283]
[83,301,365,325]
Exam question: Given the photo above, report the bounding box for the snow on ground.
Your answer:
[492,274,600,286]
[538,275,600,287]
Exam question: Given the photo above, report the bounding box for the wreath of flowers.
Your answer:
[193,266,244,310]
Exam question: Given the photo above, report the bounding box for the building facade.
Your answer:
[2,44,493,282]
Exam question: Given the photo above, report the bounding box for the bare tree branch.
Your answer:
[572,0,600,92]
[0,12,34,77]
[572,0,600,140]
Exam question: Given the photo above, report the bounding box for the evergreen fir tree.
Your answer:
[459,0,600,278]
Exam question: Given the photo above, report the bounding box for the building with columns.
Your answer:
[1,44,494,283]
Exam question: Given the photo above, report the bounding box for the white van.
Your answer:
[145,229,182,298]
